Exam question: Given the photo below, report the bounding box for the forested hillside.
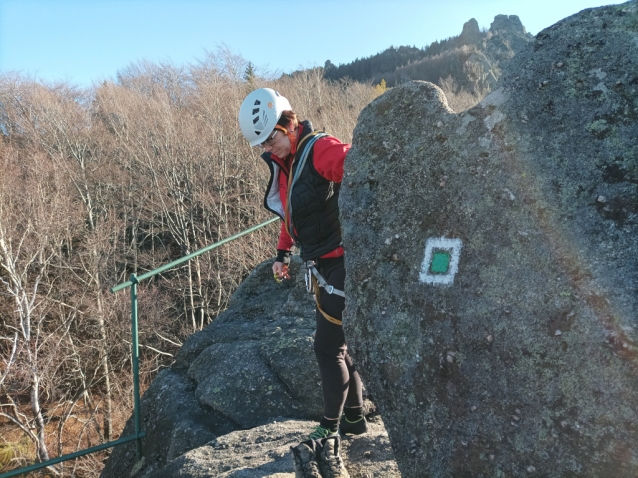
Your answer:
[0,50,376,476]
[323,45,429,84]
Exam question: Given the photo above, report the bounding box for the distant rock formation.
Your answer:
[459,18,482,47]
[483,15,531,69]
[464,14,533,90]
[386,13,533,98]
[101,258,399,477]
[325,14,533,96]
[340,1,638,477]
[490,14,527,35]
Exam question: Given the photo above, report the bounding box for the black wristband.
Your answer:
[276,250,291,264]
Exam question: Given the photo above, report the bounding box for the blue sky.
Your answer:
[0,0,628,87]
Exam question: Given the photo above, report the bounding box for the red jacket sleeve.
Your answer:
[276,168,294,251]
[277,220,294,251]
[312,136,350,183]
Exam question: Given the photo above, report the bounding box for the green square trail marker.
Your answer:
[430,250,451,274]
[420,238,462,285]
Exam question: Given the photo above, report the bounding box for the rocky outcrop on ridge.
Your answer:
[458,18,483,47]
[326,14,533,94]
[102,258,399,477]
[340,1,638,477]
[465,14,533,90]
[389,14,534,93]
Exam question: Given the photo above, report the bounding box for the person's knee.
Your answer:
[314,341,346,362]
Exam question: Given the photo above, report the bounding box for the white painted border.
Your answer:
[419,237,463,285]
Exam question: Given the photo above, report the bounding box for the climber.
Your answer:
[239,88,367,444]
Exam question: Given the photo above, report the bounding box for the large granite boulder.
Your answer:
[340,2,638,477]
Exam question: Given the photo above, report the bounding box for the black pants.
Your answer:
[313,256,363,419]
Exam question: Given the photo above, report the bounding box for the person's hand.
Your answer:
[272,261,290,283]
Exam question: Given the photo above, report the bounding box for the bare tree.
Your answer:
[0,147,73,474]
[2,80,121,442]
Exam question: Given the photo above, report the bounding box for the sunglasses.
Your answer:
[260,129,278,148]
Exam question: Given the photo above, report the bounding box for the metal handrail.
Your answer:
[0,216,279,478]
[111,217,279,292]
[0,434,147,478]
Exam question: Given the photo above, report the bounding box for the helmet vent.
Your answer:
[252,117,259,125]
[254,100,261,105]
[252,108,259,115]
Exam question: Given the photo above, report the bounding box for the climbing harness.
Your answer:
[305,261,345,326]
[304,261,345,297]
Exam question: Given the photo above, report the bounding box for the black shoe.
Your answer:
[291,439,322,478]
[317,435,350,478]
[339,416,368,436]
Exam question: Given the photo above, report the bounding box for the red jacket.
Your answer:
[262,122,349,260]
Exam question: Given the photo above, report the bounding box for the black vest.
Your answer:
[261,121,342,261]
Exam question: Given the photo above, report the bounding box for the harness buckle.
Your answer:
[304,261,315,294]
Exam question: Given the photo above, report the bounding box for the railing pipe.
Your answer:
[111,217,279,293]
[0,432,146,478]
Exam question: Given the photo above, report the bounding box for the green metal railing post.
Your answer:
[130,274,143,460]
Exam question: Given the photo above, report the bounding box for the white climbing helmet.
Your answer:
[239,88,292,146]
